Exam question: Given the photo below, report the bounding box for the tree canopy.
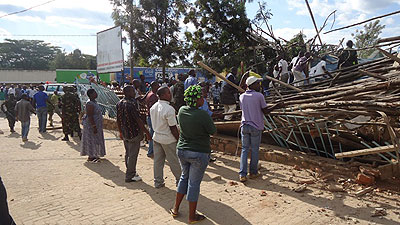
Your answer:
[0,39,59,70]
[352,20,385,58]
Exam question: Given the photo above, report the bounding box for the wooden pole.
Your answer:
[324,9,400,34]
[305,0,323,45]
[377,47,400,64]
[197,61,245,93]
[263,75,303,93]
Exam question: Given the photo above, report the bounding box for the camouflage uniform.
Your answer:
[60,86,81,137]
[48,93,61,126]
[172,81,185,112]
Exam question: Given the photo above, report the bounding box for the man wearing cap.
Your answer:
[238,76,281,182]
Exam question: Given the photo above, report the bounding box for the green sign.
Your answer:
[56,69,111,83]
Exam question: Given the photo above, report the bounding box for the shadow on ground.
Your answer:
[85,159,251,224]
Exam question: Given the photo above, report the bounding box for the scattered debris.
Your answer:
[326,184,345,192]
[359,166,381,178]
[371,208,387,217]
[293,184,307,193]
[103,182,115,188]
[228,181,238,186]
[355,186,375,197]
[296,179,315,185]
[355,173,375,186]
[293,165,301,171]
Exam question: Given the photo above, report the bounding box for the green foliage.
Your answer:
[50,49,97,70]
[110,0,188,76]
[185,0,253,72]
[351,20,385,58]
[285,32,306,60]
[0,39,59,70]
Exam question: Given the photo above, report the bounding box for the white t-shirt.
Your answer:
[29,89,37,98]
[290,56,300,72]
[150,100,178,145]
[310,60,326,77]
[278,59,289,75]
[8,88,15,95]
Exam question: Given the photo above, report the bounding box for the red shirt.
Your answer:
[145,91,158,115]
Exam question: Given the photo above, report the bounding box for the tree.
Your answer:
[50,49,97,70]
[351,20,385,58]
[111,0,188,80]
[0,39,59,70]
[185,0,253,72]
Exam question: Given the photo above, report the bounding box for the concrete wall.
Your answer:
[0,70,56,84]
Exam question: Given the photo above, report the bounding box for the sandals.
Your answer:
[169,209,179,218]
[189,214,206,224]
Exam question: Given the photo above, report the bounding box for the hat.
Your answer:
[246,76,262,86]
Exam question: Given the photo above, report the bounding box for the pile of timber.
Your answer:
[199,46,400,164]
[263,50,400,163]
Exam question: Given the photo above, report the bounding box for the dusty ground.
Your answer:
[0,115,399,225]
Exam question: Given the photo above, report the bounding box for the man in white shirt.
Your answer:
[150,86,182,188]
[277,55,289,84]
[8,85,15,96]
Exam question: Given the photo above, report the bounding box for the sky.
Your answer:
[0,0,400,56]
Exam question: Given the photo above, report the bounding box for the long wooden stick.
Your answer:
[377,47,400,64]
[324,9,400,34]
[305,0,323,45]
[263,75,303,93]
[197,61,245,93]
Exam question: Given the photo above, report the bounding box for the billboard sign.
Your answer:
[97,26,124,73]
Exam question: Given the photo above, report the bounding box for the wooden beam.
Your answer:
[359,69,388,81]
[197,61,245,93]
[335,145,396,159]
[305,0,323,45]
[377,47,400,65]
[263,75,303,93]
[324,10,400,34]
[378,35,400,43]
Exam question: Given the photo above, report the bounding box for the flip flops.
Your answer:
[169,209,179,218]
[189,214,206,224]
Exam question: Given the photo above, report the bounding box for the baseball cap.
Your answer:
[246,76,262,86]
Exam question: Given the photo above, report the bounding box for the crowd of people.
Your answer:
[0,41,360,223]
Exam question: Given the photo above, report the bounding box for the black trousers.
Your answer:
[0,177,14,225]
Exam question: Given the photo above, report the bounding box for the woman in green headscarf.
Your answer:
[170,85,216,223]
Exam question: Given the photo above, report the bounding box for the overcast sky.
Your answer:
[0,0,399,56]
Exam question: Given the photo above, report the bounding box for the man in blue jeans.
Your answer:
[239,76,282,182]
[33,85,49,133]
[143,81,159,157]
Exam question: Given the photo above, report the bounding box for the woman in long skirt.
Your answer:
[81,89,106,162]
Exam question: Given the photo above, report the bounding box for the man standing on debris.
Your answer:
[239,76,281,182]
[184,70,198,91]
[1,94,17,133]
[60,86,82,141]
[15,94,35,142]
[276,55,289,84]
[32,85,49,133]
[293,52,313,86]
[149,86,181,188]
[117,85,151,182]
[220,67,239,120]
[144,81,160,158]
[338,40,358,69]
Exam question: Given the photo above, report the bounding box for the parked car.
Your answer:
[44,83,75,96]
